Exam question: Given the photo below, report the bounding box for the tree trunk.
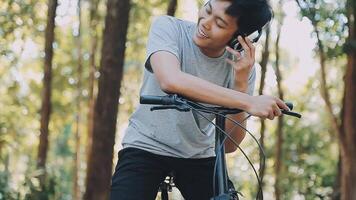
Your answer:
[314,27,341,138]
[332,154,341,200]
[85,0,99,185]
[257,26,270,198]
[340,50,356,199]
[37,0,57,173]
[274,13,284,200]
[167,0,178,16]
[258,26,270,186]
[73,0,82,199]
[83,0,131,199]
[340,0,356,199]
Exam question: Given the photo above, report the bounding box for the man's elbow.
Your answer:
[158,75,181,94]
[224,133,246,153]
[225,145,238,154]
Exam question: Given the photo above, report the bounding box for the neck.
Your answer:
[199,46,226,58]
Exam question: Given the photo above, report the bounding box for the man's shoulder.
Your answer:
[153,15,176,21]
[152,15,194,28]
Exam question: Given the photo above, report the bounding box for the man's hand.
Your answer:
[246,95,290,120]
[225,36,255,85]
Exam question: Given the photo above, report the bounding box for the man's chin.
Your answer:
[193,35,209,48]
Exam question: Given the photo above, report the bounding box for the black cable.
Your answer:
[214,114,250,197]
[147,96,265,199]
[186,101,266,185]
[188,106,264,199]
[193,108,261,199]
[144,95,299,199]
[186,102,260,151]
[185,106,242,196]
[207,111,264,200]
[186,101,265,171]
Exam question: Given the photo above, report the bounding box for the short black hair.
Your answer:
[224,0,273,35]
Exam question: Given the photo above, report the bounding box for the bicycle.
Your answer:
[140,94,301,200]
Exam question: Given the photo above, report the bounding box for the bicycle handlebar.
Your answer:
[140,94,301,118]
[140,95,179,105]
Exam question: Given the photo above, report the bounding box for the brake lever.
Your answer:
[281,110,302,118]
[150,105,191,112]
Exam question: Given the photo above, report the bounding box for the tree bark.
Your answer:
[83,0,131,199]
[167,0,178,16]
[73,0,82,199]
[257,25,270,194]
[314,27,341,137]
[85,0,100,186]
[274,13,284,200]
[332,154,341,200]
[37,0,57,173]
[340,0,356,199]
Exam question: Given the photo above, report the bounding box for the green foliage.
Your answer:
[0,170,20,200]
[296,0,348,58]
[0,0,172,197]
[22,168,73,200]
[23,174,57,200]
[0,0,348,198]
[279,80,339,199]
[54,124,73,156]
[126,0,167,62]
[0,0,46,60]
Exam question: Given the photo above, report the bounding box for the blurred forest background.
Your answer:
[1,0,355,199]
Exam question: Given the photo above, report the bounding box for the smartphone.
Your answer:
[229,29,262,52]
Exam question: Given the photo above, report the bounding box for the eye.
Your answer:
[216,21,225,28]
[205,8,211,14]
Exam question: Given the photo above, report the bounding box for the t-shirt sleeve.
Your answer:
[144,16,181,72]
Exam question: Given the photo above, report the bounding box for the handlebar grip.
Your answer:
[282,110,302,118]
[140,95,176,105]
[282,102,302,118]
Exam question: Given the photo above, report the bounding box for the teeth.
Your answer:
[199,28,208,38]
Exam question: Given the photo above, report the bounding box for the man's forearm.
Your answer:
[224,81,249,153]
[151,51,252,111]
[224,112,247,153]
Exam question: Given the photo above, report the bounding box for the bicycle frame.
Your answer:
[214,113,232,199]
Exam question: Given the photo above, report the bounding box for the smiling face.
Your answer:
[193,0,238,57]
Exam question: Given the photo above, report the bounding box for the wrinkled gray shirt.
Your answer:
[122,15,256,158]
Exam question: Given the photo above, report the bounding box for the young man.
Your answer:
[110,0,289,199]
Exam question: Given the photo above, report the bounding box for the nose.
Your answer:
[201,16,213,30]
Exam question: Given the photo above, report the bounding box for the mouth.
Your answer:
[197,27,209,39]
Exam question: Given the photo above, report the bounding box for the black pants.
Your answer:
[110,147,216,200]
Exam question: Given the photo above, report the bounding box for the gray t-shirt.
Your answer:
[122,15,256,158]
